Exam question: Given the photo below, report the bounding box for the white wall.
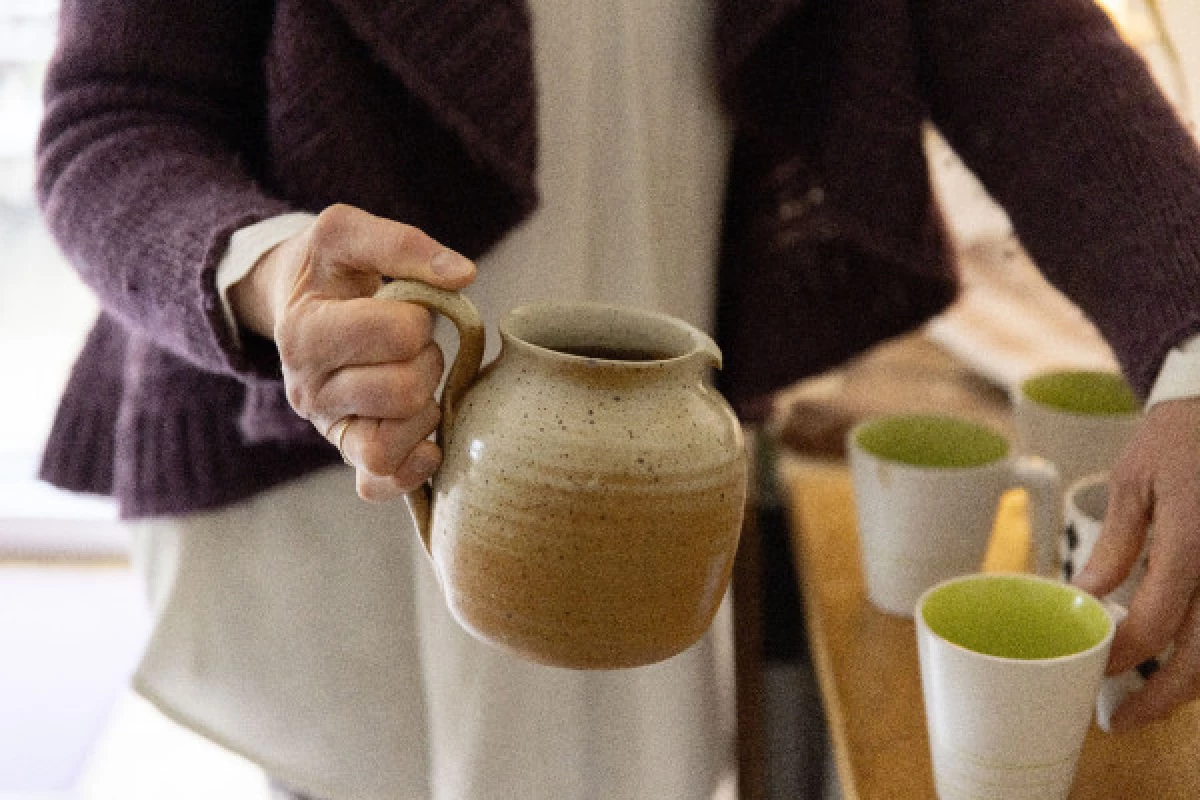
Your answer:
[1162,0,1200,117]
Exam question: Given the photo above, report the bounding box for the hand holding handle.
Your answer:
[373,280,485,553]
[1096,602,1172,733]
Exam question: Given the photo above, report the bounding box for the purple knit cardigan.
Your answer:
[36,0,1200,517]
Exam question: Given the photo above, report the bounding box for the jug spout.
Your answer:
[692,329,723,371]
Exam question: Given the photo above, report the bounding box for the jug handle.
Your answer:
[374,279,485,555]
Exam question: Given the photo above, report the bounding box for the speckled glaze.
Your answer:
[376,282,748,669]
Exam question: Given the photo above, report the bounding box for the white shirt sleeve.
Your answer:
[1146,334,1200,409]
[215,212,317,346]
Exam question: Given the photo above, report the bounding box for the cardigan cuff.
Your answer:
[1146,334,1200,409]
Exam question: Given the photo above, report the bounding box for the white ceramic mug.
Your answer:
[1013,369,1141,488]
[848,414,1060,616]
[916,573,1117,799]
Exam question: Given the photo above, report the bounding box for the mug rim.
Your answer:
[1015,369,1141,418]
[916,572,1115,665]
[847,413,1011,471]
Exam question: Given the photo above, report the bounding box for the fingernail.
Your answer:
[430,249,474,280]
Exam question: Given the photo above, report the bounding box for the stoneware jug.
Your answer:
[376,280,748,669]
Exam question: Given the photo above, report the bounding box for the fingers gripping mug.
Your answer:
[1060,472,1165,732]
[374,280,749,669]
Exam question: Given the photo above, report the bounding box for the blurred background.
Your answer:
[2,2,1198,799]
[0,2,284,798]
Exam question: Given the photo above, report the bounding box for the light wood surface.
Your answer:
[781,458,1200,800]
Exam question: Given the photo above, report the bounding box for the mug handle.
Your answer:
[1096,602,1172,733]
[374,280,486,555]
[1013,455,1062,578]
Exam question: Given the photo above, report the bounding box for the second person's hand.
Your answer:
[1074,397,1200,730]
[229,203,477,502]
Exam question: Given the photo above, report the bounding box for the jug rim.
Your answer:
[499,301,722,369]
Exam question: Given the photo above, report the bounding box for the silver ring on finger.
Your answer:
[326,415,355,466]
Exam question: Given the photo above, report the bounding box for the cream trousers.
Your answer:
[129,465,736,800]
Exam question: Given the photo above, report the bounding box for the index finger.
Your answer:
[1073,473,1151,600]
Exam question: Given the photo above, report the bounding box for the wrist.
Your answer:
[229,235,295,339]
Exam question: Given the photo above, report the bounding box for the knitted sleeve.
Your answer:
[913,0,1200,398]
[36,0,293,381]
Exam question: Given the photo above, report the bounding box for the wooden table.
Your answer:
[781,458,1200,800]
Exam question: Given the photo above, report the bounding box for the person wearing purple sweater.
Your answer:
[34,0,1200,797]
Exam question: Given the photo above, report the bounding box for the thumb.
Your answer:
[313,204,476,291]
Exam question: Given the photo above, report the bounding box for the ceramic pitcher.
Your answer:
[376,280,748,669]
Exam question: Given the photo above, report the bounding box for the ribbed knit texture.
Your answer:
[35,0,1200,517]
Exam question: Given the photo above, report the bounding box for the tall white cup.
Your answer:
[848,414,1060,616]
[916,573,1117,799]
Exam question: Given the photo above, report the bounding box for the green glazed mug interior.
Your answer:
[854,414,1009,468]
[921,574,1112,660]
[1020,370,1139,415]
